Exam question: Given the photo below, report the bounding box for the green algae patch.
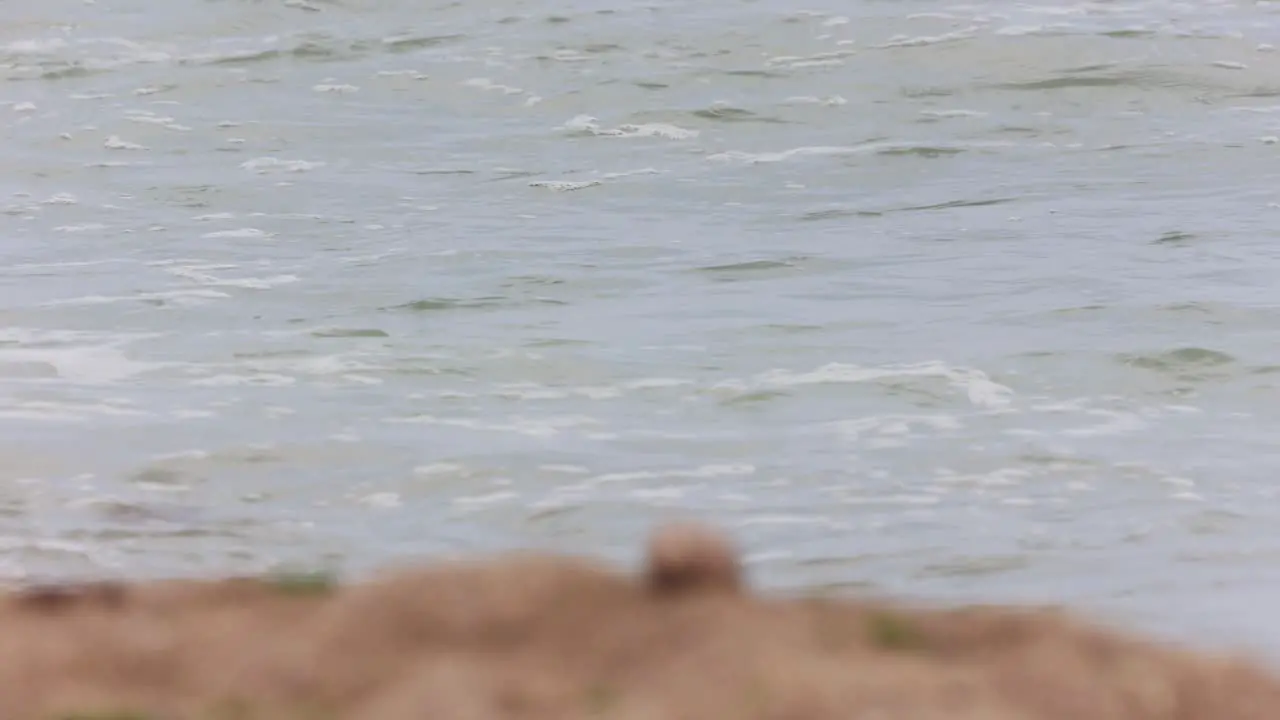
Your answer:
[265,570,336,597]
[867,611,925,650]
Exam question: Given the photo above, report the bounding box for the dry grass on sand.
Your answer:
[3,521,1279,719]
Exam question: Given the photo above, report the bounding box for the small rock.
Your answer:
[644,521,743,596]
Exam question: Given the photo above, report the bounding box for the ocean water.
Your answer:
[6,0,1280,656]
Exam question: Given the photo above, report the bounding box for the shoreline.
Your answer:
[4,521,1278,719]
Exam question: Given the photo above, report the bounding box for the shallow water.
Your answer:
[6,0,1280,657]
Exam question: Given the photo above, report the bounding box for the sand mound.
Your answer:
[3,521,1278,719]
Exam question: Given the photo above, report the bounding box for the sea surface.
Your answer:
[6,0,1280,657]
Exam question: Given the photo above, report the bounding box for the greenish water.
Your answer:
[5,0,1280,657]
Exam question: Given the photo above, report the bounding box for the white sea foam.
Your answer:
[579,464,755,488]
[201,228,273,239]
[388,413,602,437]
[528,180,601,191]
[881,25,981,48]
[920,109,987,119]
[124,111,190,131]
[600,168,661,179]
[48,289,232,306]
[1060,408,1148,437]
[562,115,698,140]
[413,462,467,476]
[164,264,297,290]
[462,77,523,95]
[0,401,149,423]
[767,50,857,68]
[783,95,848,106]
[708,146,862,164]
[452,491,519,508]
[708,140,1006,165]
[374,69,429,79]
[830,414,965,443]
[104,135,146,150]
[240,157,325,174]
[191,374,298,387]
[720,361,1014,408]
[0,331,162,385]
[358,492,402,508]
[492,384,622,401]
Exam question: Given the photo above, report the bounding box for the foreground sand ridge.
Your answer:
[3,521,1277,719]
